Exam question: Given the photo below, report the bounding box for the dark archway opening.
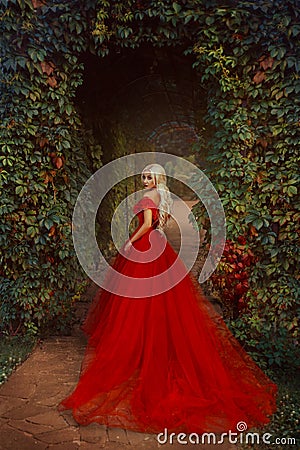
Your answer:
[74,45,212,257]
[76,44,209,163]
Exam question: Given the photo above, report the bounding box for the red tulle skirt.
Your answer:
[59,226,277,434]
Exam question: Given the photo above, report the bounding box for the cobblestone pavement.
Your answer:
[0,200,235,449]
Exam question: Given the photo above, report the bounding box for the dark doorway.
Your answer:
[76,45,208,162]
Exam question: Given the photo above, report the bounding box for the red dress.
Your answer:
[59,197,277,433]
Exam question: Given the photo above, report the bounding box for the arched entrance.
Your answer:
[76,45,210,203]
[76,47,208,149]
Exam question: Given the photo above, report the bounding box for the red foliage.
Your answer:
[49,152,64,169]
[40,61,55,76]
[232,33,244,40]
[259,55,274,70]
[55,156,63,169]
[32,0,46,9]
[47,76,58,88]
[38,137,49,148]
[253,71,266,84]
[211,237,256,316]
[40,62,58,87]
[48,226,56,237]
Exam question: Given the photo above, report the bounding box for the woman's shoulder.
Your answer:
[143,189,160,207]
[133,192,159,213]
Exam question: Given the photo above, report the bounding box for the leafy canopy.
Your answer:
[0,0,299,367]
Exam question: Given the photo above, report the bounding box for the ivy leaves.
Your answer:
[0,0,299,366]
[189,0,299,366]
[0,0,90,334]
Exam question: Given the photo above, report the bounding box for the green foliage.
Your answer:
[0,335,36,384]
[189,0,300,367]
[240,367,299,449]
[0,0,91,334]
[0,0,299,371]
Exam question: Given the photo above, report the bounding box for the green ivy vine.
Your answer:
[0,0,91,334]
[0,0,299,367]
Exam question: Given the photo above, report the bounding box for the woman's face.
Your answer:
[142,171,155,189]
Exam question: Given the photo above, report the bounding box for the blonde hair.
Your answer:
[141,164,173,229]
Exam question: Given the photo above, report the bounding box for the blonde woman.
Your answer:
[124,163,172,253]
[60,163,277,435]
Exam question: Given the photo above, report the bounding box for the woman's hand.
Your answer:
[124,240,133,253]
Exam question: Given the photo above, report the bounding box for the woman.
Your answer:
[59,163,277,434]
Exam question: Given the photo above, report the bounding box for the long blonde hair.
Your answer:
[141,164,173,229]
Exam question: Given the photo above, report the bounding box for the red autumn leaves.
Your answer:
[32,1,46,9]
[37,137,64,170]
[49,153,64,169]
[253,55,274,84]
[40,61,57,87]
[212,236,256,313]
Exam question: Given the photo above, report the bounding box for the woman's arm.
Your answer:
[124,209,152,251]
[130,208,152,244]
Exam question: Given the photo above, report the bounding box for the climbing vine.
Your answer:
[0,0,299,367]
[0,0,91,334]
[189,1,300,366]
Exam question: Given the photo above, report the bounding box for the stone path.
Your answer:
[0,200,235,449]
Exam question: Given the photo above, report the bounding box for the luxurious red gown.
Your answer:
[59,197,277,433]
